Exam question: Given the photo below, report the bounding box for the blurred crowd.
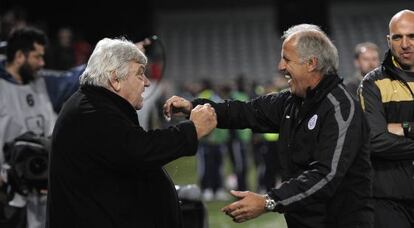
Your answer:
[0,7,92,69]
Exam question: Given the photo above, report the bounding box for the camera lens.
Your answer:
[28,156,48,175]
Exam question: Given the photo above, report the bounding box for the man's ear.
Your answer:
[307,57,318,72]
[14,50,26,65]
[386,35,391,49]
[108,71,121,92]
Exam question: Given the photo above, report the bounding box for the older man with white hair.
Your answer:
[47,37,217,228]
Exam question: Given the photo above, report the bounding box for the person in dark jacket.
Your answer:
[46,37,217,228]
[164,24,374,228]
[358,9,414,228]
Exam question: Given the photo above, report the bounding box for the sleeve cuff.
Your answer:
[176,120,199,156]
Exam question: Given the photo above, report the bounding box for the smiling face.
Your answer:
[388,10,414,71]
[118,61,151,110]
[278,36,313,98]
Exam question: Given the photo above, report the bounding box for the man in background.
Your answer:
[344,42,380,98]
[0,26,81,228]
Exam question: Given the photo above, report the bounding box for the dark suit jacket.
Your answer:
[46,85,198,228]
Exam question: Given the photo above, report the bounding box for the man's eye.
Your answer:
[392,35,402,40]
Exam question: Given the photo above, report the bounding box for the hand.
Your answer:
[135,38,151,53]
[163,96,193,120]
[221,190,267,223]
[388,123,404,136]
[190,104,217,139]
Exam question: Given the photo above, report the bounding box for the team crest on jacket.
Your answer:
[308,114,318,130]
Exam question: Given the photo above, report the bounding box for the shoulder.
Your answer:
[362,67,385,83]
[252,89,292,106]
[323,84,359,120]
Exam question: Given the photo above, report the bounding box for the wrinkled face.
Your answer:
[19,42,45,83]
[388,13,414,71]
[278,37,311,98]
[355,48,380,76]
[119,62,150,110]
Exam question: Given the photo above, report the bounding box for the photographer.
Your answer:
[0,26,81,228]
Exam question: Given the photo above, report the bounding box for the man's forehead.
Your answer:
[282,37,298,51]
[390,13,414,30]
[130,61,145,70]
[33,43,45,51]
[24,43,45,57]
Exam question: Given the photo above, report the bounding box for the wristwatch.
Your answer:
[264,194,277,211]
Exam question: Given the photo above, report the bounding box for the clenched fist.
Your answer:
[190,104,217,139]
[163,96,193,121]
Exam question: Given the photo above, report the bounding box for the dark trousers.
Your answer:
[227,140,248,191]
[197,144,224,191]
[253,141,280,191]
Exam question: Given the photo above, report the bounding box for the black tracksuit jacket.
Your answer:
[194,74,374,228]
[359,51,414,202]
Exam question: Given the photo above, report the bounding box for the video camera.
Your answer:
[3,132,50,196]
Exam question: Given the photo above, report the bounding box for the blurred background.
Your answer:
[1,0,411,227]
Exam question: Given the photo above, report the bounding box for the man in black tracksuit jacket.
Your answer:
[358,10,414,228]
[164,24,374,228]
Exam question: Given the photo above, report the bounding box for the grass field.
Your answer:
[165,156,287,228]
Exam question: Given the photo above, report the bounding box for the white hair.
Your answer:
[79,37,147,87]
[282,24,339,75]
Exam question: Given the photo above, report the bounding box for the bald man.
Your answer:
[359,9,414,228]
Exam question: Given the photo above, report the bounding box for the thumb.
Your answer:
[230,190,248,199]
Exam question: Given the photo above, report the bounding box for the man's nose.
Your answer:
[401,36,410,49]
[144,74,151,87]
[39,58,45,68]
[278,60,286,71]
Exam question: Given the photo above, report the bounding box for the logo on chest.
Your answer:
[308,114,318,130]
[26,94,35,107]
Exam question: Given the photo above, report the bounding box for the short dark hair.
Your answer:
[6,26,48,62]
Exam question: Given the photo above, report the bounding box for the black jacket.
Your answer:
[195,74,373,228]
[47,85,198,228]
[359,51,414,201]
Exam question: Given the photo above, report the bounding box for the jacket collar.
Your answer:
[303,73,342,103]
[80,85,139,125]
[294,73,342,121]
[0,60,20,84]
[382,50,412,80]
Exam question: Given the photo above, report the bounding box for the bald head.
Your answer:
[389,10,414,31]
[387,9,414,71]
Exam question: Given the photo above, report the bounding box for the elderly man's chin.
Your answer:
[135,100,144,110]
